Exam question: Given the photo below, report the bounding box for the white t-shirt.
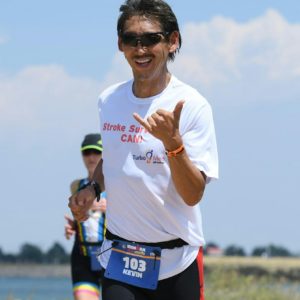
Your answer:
[97,75,218,280]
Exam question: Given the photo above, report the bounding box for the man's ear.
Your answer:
[168,31,179,54]
[118,36,124,52]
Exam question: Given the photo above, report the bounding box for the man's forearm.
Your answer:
[168,151,206,206]
[92,158,105,192]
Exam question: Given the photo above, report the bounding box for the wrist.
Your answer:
[163,136,183,152]
[88,180,101,201]
[165,144,185,157]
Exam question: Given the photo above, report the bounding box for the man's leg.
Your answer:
[172,247,204,300]
[102,276,146,300]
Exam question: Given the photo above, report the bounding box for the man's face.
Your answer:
[118,16,178,81]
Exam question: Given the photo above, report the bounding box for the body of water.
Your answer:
[0,277,72,300]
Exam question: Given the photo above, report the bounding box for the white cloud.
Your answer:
[100,52,132,87]
[102,10,300,105]
[0,65,101,137]
[170,9,300,103]
[1,9,299,137]
[176,10,300,81]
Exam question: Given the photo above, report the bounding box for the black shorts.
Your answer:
[101,247,204,300]
[71,243,102,296]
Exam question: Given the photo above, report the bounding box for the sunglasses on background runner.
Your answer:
[120,32,169,47]
[82,149,102,156]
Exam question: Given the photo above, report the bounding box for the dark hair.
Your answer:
[117,0,182,61]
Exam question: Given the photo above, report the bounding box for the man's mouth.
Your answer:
[135,57,152,65]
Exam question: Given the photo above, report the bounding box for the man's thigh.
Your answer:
[102,277,146,300]
[154,248,204,300]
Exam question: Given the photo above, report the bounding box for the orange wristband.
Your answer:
[165,144,185,157]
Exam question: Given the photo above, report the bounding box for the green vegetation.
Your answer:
[206,268,300,300]
[0,242,69,264]
[205,257,300,300]
[1,242,298,264]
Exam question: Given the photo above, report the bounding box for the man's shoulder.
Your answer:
[171,76,209,106]
[99,80,131,100]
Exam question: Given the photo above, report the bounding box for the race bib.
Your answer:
[104,240,161,290]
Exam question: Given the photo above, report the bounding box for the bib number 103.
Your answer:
[104,241,161,289]
[123,256,146,272]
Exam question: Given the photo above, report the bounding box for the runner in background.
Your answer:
[65,133,106,300]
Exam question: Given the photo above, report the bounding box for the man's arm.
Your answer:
[90,160,106,212]
[92,158,105,191]
[166,150,206,206]
[68,159,105,221]
[133,101,206,206]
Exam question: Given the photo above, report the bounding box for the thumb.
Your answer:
[173,100,185,123]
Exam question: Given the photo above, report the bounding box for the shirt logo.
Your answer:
[103,122,147,144]
[133,150,166,164]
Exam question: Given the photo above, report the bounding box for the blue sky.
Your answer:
[1,0,299,254]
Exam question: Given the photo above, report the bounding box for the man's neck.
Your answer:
[133,72,171,98]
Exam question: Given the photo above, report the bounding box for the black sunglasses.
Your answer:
[82,149,102,156]
[120,32,168,47]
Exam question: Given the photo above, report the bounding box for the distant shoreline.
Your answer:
[0,263,71,278]
[1,257,300,280]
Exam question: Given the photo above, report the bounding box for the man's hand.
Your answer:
[91,197,107,212]
[68,186,96,222]
[133,100,184,150]
[64,215,76,240]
